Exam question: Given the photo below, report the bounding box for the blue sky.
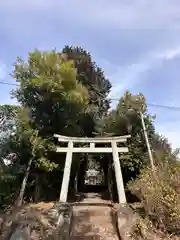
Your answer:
[1,0,180,148]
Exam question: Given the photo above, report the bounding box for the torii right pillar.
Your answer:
[111,140,126,204]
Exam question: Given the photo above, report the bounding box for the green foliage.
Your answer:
[11,50,90,171]
[97,91,156,182]
[0,163,25,209]
[0,104,19,146]
[152,134,178,165]
[10,47,111,172]
[128,161,180,234]
[0,104,19,124]
[62,46,111,120]
[1,45,177,213]
[0,105,32,208]
[0,46,111,206]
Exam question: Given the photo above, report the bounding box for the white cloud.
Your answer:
[109,46,180,98]
[106,45,180,148]
[109,62,151,98]
[155,47,180,60]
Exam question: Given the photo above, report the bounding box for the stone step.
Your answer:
[70,204,119,240]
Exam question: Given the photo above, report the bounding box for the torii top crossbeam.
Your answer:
[54,134,131,143]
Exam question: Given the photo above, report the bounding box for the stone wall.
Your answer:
[49,202,73,240]
[1,202,73,240]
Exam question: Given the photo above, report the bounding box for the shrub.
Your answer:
[130,216,153,240]
[128,162,180,234]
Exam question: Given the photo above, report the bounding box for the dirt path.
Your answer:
[70,193,119,240]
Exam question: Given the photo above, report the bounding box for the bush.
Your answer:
[130,216,153,240]
[128,162,180,234]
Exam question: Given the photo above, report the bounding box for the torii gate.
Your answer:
[54,134,131,204]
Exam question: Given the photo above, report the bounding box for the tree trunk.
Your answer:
[34,173,41,202]
[16,158,33,207]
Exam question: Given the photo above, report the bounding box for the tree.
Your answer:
[0,105,25,208]
[12,50,89,159]
[60,46,112,191]
[99,91,178,186]
[12,51,89,135]
[97,92,155,186]
[62,46,111,122]
[0,104,18,144]
[0,104,18,126]
[10,49,93,204]
[9,47,112,204]
[152,134,179,165]
[0,105,20,167]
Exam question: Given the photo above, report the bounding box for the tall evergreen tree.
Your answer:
[62,46,111,136]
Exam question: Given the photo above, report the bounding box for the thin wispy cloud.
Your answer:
[110,46,180,98]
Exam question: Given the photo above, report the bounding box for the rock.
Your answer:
[10,226,30,240]
[116,204,137,240]
[48,208,59,220]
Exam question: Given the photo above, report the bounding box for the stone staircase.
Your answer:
[70,193,120,240]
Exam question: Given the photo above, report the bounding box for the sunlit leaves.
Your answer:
[10,49,90,171]
[12,50,89,108]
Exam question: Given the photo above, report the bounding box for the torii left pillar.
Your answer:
[59,141,73,202]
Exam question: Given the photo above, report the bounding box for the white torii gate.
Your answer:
[54,134,131,204]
